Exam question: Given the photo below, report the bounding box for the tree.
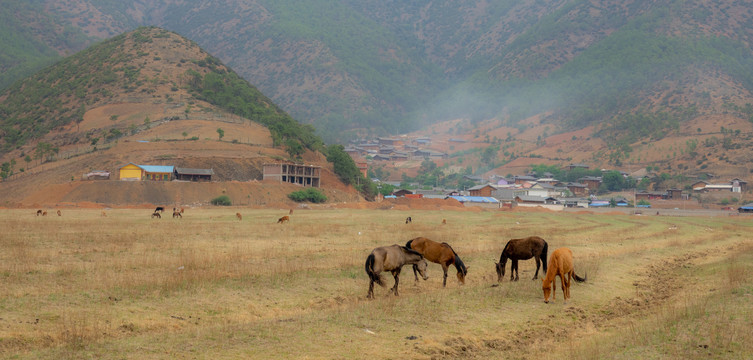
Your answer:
[182,131,188,140]
[602,171,626,191]
[216,128,224,140]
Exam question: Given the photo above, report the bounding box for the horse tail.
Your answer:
[573,272,587,283]
[365,254,384,287]
[405,239,413,249]
[541,241,549,273]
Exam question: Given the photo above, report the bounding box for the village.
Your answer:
[344,136,752,212]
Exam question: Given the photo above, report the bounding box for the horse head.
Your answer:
[495,257,507,282]
[415,258,429,281]
[542,278,552,303]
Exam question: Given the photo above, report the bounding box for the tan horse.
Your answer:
[542,248,586,304]
[277,215,290,224]
[365,245,428,298]
[42,211,47,216]
[236,213,242,221]
[406,237,468,287]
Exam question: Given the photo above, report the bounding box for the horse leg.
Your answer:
[442,264,449,287]
[533,257,541,280]
[512,260,519,281]
[412,264,419,283]
[561,274,569,303]
[391,269,402,296]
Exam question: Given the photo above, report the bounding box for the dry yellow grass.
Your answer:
[1,208,752,359]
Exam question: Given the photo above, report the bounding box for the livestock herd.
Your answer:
[33,209,585,302]
[369,217,587,303]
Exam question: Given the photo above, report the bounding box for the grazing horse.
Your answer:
[405,216,412,224]
[56,210,62,216]
[172,210,182,218]
[42,211,47,216]
[495,236,548,282]
[180,208,184,213]
[277,215,290,224]
[151,212,161,219]
[155,206,165,213]
[236,212,242,221]
[441,219,447,225]
[36,210,43,216]
[543,248,586,304]
[365,245,428,298]
[101,211,107,217]
[289,208,294,215]
[406,237,468,287]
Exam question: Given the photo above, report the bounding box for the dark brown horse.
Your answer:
[495,236,548,282]
[365,245,428,298]
[406,237,468,287]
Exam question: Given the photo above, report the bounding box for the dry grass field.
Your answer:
[1,208,752,359]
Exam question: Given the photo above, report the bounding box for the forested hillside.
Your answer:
[3,0,753,145]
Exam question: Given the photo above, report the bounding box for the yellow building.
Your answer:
[119,163,175,181]
[119,163,143,181]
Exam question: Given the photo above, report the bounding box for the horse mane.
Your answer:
[442,242,467,275]
[499,240,513,263]
[405,239,414,249]
[401,246,423,257]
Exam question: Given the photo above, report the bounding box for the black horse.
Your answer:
[495,236,548,282]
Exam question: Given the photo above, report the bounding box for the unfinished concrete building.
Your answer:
[263,163,321,187]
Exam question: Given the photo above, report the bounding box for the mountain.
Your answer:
[0,26,360,206]
[2,0,753,179]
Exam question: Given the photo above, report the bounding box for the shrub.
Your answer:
[210,195,232,206]
[288,188,327,203]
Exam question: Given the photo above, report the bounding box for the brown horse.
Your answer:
[542,248,586,304]
[56,210,62,216]
[495,236,548,282]
[277,215,290,224]
[36,210,43,216]
[406,237,468,287]
[236,212,242,221]
[172,210,182,218]
[151,212,161,219]
[365,245,428,298]
[289,208,294,215]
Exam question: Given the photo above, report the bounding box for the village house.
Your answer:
[468,184,496,197]
[174,167,214,182]
[578,176,602,191]
[566,182,589,197]
[118,163,174,181]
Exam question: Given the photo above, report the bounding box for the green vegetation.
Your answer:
[184,58,322,152]
[210,195,232,206]
[287,188,327,203]
[325,144,376,199]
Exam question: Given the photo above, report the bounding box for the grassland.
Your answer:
[1,208,752,359]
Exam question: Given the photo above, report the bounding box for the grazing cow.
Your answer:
[42,211,47,216]
[151,212,161,219]
[405,216,412,224]
[36,210,43,216]
[172,210,182,218]
[155,206,165,213]
[277,215,290,224]
[57,210,62,216]
[236,212,242,221]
